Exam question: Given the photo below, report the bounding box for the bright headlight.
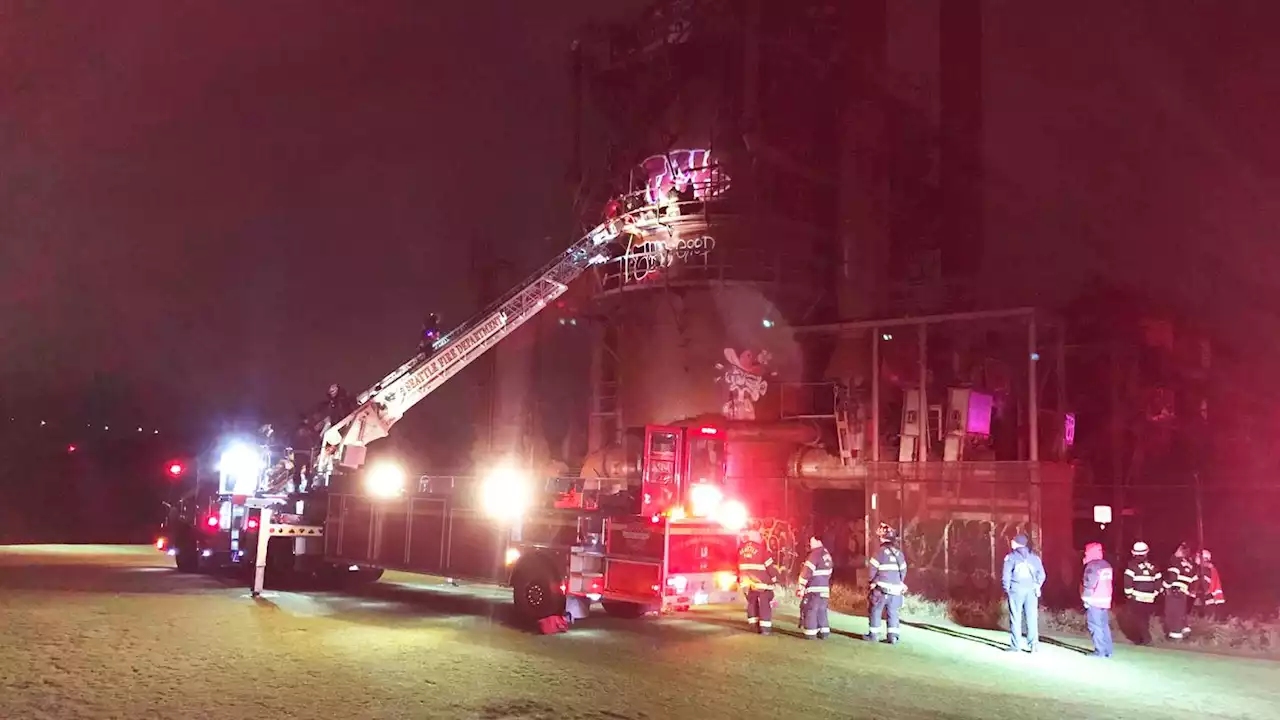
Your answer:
[714,499,749,531]
[219,443,265,494]
[480,464,532,521]
[365,463,407,499]
[688,483,724,517]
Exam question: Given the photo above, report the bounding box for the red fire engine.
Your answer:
[322,424,745,620]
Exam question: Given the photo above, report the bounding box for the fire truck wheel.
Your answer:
[174,543,201,574]
[512,562,565,623]
[339,567,384,586]
[601,600,648,619]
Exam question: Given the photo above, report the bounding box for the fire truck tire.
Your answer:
[601,600,649,619]
[511,561,565,623]
[339,566,384,586]
[174,543,202,574]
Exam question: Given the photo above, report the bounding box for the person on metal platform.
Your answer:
[420,313,441,354]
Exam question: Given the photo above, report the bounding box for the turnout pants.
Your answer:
[801,594,829,638]
[745,589,774,633]
[1086,606,1113,657]
[1007,590,1039,650]
[1130,601,1155,645]
[868,589,903,640]
[1164,593,1190,638]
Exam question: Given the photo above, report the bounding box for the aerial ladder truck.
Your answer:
[185,189,751,622]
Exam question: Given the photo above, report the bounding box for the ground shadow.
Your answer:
[903,621,1010,651]
[1037,635,1093,655]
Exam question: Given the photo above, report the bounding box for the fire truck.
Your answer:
[323,423,745,620]
[163,190,747,621]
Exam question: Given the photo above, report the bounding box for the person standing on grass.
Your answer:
[863,523,908,645]
[1122,541,1160,645]
[1001,533,1046,653]
[1081,542,1115,658]
[1163,542,1198,639]
[1195,549,1226,621]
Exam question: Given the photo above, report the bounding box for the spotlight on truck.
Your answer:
[480,463,533,521]
[218,443,265,495]
[365,462,407,499]
[714,499,749,531]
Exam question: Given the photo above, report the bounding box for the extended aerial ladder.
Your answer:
[317,189,711,474]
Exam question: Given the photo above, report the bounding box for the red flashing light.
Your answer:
[588,577,604,594]
[167,462,185,478]
[155,537,167,551]
[204,515,220,529]
[246,517,259,531]
[698,426,718,435]
[67,444,77,453]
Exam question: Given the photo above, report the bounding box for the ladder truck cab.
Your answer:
[324,423,747,621]
[157,440,269,573]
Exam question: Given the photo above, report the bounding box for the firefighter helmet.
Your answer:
[1131,541,1149,555]
[876,522,897,543]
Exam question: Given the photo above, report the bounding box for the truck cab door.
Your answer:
[641,425,682,517]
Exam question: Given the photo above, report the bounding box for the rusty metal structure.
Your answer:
[565,1,1077,594]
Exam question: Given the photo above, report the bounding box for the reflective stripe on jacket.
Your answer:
[1163,557,1198,596]
[869,544,908,595]
[737,541,780,590]
[1199,563,1225,605]
[798,546,834,597]
[1123,559,1160,603]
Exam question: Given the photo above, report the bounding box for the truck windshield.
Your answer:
[686,437,724,484]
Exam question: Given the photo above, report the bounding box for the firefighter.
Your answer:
[863,523,908,645]
[1162,542,1198,639]
[1081,542,1114,658]
[1122,541,1160,645]
[736,529,780,635]
[1196,549,1226,620]
[420,313,441,353]
[318,383,356,432]
[796,534,833,640]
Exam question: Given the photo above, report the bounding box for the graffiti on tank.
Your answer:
[622,236,716,284]
[716,349,775,421]
[641,149,730,204]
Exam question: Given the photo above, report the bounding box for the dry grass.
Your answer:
[827,580,1280,657]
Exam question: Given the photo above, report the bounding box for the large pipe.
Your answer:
[789,446,866,480]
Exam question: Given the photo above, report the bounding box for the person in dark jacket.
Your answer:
[1122,541,1160,645]
[317,384,356,433]
[419,313,441,354]
[1081,542,1114,658]
[1162,542,1198,639]
[1001,533,1046,652]
[797,534,833,640]
[863,523,908,645]
[736,529,781,635]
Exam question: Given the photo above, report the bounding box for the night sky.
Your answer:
[3,1,1279,430]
